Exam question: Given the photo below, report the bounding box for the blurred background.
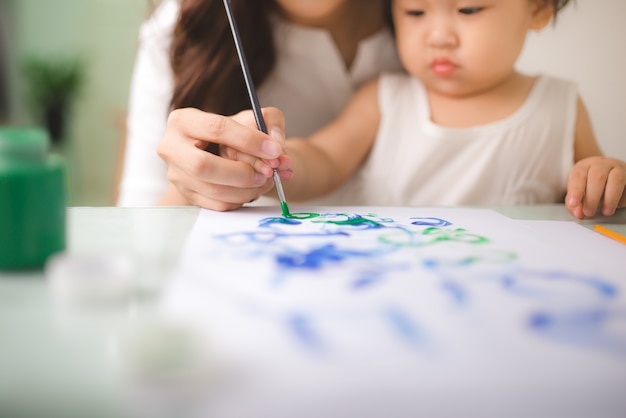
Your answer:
[1,0,150,206]
[517,0,626,168]
[1,0,625,206]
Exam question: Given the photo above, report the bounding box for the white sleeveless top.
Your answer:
[327,72,577,206]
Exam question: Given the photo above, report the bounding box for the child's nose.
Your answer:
[426,18,458,48]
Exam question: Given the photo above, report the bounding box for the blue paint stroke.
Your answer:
[423,257,478,269]
[275,243,382,270]
[422,250,517,269]
[351,269,387,290]
[225,212,413,247]
[420,258,468,305]
[411,217,452,227]
[499,269,617,301]
[259,217,302,228]
[270,269,290,288]
[350,263,412,291]
[287,313,323,353]
[352,276,383,290]
[215,229,348,245]
[441,280,467,305]
[384,306,425,348]
[529,308,626,357]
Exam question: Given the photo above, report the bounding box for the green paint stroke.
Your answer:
[280,212,390,226]
[379,227,489,247]
[423,227,489,244]
[282,206,321,220]
[312,215,384,228]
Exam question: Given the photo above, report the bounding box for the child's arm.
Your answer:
[280,80,381,201]
[566,97,626,218]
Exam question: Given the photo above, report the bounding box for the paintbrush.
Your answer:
[222,0,291,217]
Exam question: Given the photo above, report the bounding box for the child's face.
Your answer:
[392,0,552,97]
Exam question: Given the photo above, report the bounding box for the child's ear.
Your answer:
[529,0,555,30]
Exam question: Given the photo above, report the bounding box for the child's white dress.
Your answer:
[332,72,577,206]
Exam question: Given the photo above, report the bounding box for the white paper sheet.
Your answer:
[152,207,626,418]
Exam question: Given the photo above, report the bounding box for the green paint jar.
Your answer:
[0,127,66,270]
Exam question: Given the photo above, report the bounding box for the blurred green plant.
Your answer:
[22,55,85,144]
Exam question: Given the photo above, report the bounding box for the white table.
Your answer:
[1,205,624,418]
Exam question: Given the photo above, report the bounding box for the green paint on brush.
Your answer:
[281,201,291,217]
[280,203,321,220]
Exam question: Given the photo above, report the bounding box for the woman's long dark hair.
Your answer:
[170,0,276,115]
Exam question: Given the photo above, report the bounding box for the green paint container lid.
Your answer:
[0,127,67,270]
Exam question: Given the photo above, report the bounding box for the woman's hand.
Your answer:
[566,156,626,218]
[157,107,288,211]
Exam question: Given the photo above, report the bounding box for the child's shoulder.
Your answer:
[377,70,413,84]
[533,73,578,94]
[375,71,426,101]
[376,70,424,90]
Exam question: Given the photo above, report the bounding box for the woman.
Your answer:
[117,0,402,209]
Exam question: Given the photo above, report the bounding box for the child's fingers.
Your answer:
[222,141,292,182]
[277,167,293,181]
[219,122,286,177]
[221,146,276,178]
[601,166,626,215]
[566,163,588,219]
[276,154,292,171]
[568,157,626,218]
[581,164,610,217]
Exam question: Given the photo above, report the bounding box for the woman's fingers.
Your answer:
[168,167,270,206]
[156,107,288,209]
[169,107,284,159]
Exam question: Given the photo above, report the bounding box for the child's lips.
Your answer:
[431,59,457,76]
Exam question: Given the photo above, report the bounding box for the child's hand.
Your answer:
[219,125,293,201]
[220,143,293,182]
[566,156,626,218]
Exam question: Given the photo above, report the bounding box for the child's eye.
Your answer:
[458,7,483,15]
[406,10,425,17]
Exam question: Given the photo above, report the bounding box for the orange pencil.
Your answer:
[593,224,626,245]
